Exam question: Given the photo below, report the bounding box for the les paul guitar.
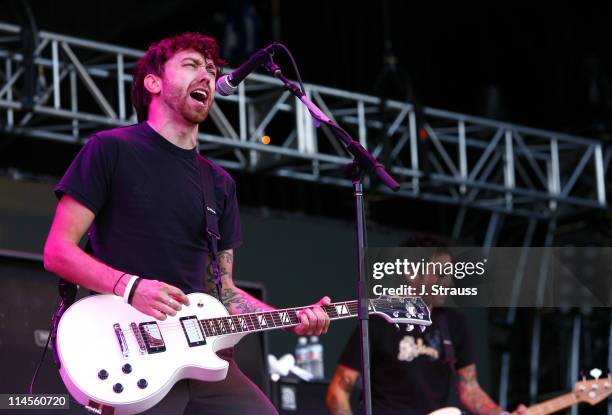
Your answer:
[56,293,431,415]
[429,371,611,415]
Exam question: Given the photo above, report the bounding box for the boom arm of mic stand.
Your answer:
[264,62,400,191]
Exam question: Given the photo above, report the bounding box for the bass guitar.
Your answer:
[428,370,611,415]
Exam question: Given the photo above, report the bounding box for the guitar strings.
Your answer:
[110,299,427,336]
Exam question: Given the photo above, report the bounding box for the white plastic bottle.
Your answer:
[295,336,310,373]
[308,335,324,379]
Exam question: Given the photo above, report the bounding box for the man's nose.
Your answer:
[195,66,212,83]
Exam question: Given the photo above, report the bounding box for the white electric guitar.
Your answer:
[428,369,612,415]
[56,293,431,415]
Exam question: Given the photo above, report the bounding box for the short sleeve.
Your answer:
[338,324,361,370]
[217,178,243,251]
[451,312,475,370]
[338,317,383,371]
[54,135,116,215]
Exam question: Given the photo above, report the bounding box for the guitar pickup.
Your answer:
[180,316,207,347]
[139,321,166,354]
[131,322,147,354]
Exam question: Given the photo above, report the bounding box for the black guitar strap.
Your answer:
[437,312,458,388]
[197,154,223,300]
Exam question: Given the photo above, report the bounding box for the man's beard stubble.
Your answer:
[163,84,209,125]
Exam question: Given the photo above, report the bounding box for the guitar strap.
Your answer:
[437,311,458,387]
[196,153,223,300]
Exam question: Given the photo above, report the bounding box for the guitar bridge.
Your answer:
[113,323,129,358]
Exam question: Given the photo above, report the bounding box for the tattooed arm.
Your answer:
[456,364,504,415]
[205,249,273,314]
[205,249,331,335]
[326,364,359,415]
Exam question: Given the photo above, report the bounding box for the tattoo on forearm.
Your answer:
[206,252,233,281]
[338,371,357,393]
[221,287,273,314]
[328,368,356,415]
[457,365,501,415]
[222,288,258,313]
[204,250,273,314]
[328,395,352,415]
[457,364,478,388]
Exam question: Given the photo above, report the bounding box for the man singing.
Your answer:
[44,32,330,414]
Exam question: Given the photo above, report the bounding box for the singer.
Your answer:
[43,32,331,415]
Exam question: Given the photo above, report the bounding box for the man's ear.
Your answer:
[144,74,161,95]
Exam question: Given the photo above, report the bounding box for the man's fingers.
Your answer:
[154,309,167,321]
[164,296,182,312]
[165,284,190,305]
[303,308,319,335]
[322,307,331,334]
[157,302,177,317]
[317,296,331,306]
[296,310,311,334]
[311,306,326,334]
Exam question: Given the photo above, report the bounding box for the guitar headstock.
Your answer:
[369,296,432,329]
[574,370,612,406]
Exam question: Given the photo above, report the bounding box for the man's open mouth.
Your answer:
[189,89,208,103]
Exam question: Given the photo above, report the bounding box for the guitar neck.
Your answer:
[525,392,578,415]
[199,300,365,337]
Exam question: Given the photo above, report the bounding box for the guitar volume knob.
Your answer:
[137,379,148,389]
[122,363,132,374]
[113,383,123,393]
[98,370,108,380]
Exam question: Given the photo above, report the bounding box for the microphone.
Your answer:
[216,43,279,96]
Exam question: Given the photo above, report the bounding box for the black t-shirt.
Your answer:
[55,122,242,294]
[338,308,474,415]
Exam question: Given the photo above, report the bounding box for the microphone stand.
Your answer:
[262,58,399,415]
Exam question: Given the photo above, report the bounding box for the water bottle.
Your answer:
[295,336,309,373]
[308,336,324,379]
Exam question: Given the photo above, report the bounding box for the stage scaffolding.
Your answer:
[0,21,609,222]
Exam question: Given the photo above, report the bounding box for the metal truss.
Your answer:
[0,21,609,219]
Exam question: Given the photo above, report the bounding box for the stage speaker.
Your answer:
[0,250,271,409]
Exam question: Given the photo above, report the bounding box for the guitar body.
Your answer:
[428,407,462,415]
[56,293,244,415]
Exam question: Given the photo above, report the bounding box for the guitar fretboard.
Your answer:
[525,393,577,415]
[198,301,365,337]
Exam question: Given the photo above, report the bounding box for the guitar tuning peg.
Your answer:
[405,324,414,333]
[394,324,400,331]
[590,368,602,380]
[418,325,426,333]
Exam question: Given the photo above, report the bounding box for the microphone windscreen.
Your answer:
[215,76,237,97]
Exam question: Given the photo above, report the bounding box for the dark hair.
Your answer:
[132,32,226,122]
[399,233,455,262]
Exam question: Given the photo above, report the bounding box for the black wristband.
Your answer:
[112,272,128,295]
[127,277,142,305]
